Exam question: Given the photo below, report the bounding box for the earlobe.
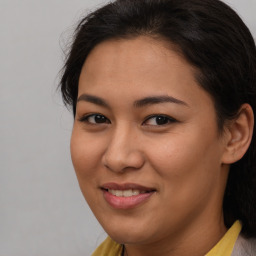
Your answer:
[222,103,254,164]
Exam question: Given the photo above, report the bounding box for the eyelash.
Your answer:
[143,114,177,126]
[78,113,110,124]
[78,113,177,126]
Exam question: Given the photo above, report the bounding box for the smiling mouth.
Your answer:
[101,183,156,209]
[105,189,150,197]
[101,183,156,196]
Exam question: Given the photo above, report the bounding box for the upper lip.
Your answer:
[101,182,156,192]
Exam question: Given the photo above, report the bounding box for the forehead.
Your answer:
[78,36,216,113]
[80,36,198,93]
[83,36,194,74]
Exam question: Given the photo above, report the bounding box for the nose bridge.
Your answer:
[103,123,144,172]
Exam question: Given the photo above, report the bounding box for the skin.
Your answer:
[71,36,237,256]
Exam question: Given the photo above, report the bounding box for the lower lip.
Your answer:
[102,190,155,209]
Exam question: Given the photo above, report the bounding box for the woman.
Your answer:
[60,0,256,255]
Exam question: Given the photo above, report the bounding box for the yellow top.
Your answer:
[92,221,242,256]
[92,236,123,256]
[206,220,242,256]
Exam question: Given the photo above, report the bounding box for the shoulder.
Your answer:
[91,236,123,256]
[231,235,256,256]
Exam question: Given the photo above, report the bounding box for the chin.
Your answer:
[100,216,155,245]
[108,229,149,245]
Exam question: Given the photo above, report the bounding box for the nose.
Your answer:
[102,126,145,173]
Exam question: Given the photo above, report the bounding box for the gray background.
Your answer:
[0,0,255,255]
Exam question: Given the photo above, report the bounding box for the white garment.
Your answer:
[231,235,256,256]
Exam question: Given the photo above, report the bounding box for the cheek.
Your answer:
[148,129,222,191]
[70,127,102,181]
[147,134,223,226]
[70,127,106,209]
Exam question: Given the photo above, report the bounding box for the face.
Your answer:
[71,37,229,248]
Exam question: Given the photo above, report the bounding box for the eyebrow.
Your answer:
[134,95,189,108]
[77,94,188,108]
[77,94,110,108]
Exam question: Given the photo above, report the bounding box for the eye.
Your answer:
[143,115,176,126]
[79,114,110,124]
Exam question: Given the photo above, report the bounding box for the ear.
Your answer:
[221,103,254,164]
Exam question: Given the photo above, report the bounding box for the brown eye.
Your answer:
[79,114,110,124]
[144,115,176,126]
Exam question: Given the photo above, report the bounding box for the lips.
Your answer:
[101,183,156,209]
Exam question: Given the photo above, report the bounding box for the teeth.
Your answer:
[108,189,145,197]
[115,190,123,197]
